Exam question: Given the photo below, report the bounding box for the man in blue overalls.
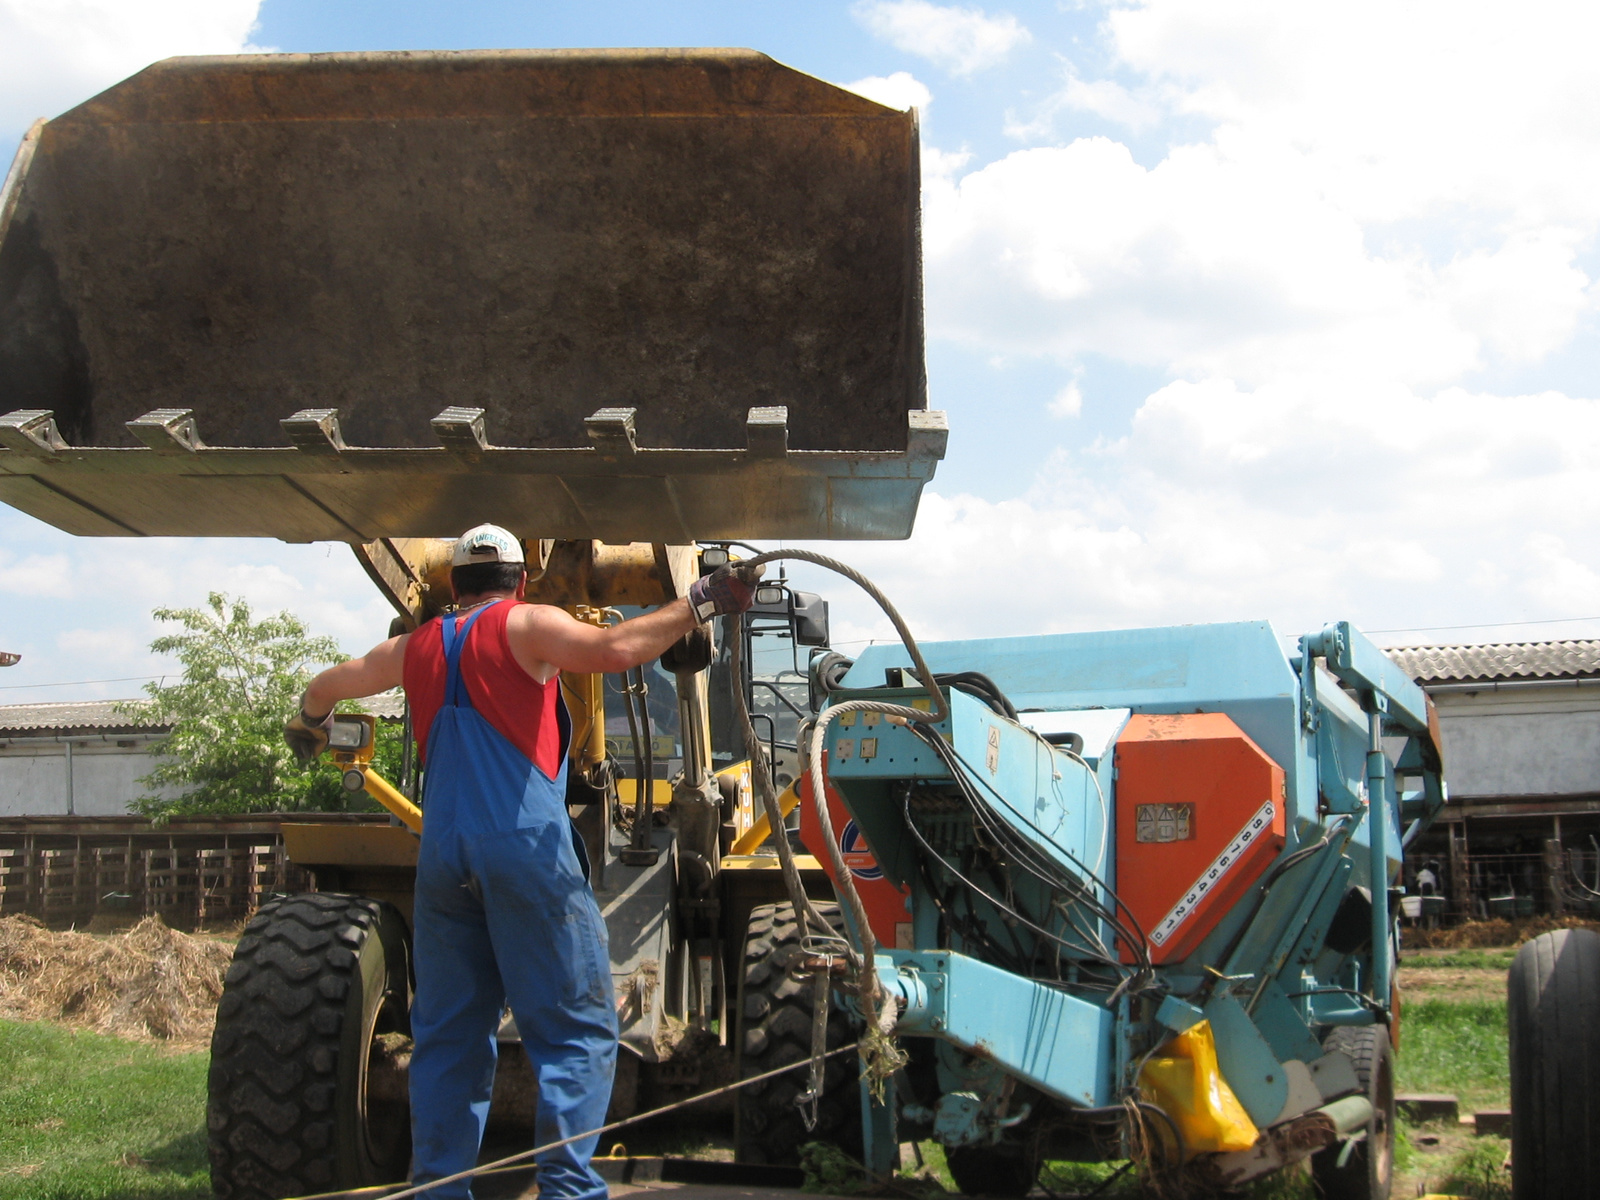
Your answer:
[287,526,759,1200]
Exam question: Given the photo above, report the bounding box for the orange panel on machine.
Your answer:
[798,761,911,949]
[1115,713,1286,964]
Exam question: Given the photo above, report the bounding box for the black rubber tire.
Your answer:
[946,1144,1041,1198]
[735,901,861,1165]
[1311,1024,1395,1200]
[208,892,413,1200]
[1509,928,1600,1200]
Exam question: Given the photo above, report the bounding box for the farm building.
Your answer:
[1388,639,1600,918]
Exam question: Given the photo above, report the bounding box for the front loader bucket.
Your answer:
[0,50,940,542]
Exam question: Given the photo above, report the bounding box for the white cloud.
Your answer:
[844,71,933,112]
[1101,1,1600,230]
[1048,380,1083,418]
[854,0,1031,76]
[0,511,397,701]
[1006,71,1168,140]
[924,137,1495,387]
[0,0,262,136]
[0,552,75,599]
[815,379,1600,650]
[861,3,1600,653]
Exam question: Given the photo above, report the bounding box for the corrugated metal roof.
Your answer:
[0,690,404,735]
[360,691,406,720]
[0,701,169,735]
[1385,640,1600,685]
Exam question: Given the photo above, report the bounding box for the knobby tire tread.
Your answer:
[207,892,403,1200]
[736,901,861,1166]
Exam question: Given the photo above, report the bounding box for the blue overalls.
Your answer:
[408,605,618,1200]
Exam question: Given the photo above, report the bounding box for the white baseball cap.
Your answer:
[452,524,525,567]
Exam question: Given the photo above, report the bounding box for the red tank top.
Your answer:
[402,600,565,779]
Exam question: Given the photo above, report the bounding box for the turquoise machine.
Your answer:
[806,619,1443,1197]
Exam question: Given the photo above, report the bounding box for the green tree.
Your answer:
[121,593,402,817]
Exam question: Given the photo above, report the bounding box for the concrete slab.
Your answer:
[1473,1109,1512,1137]
[1396,1093,1460,1122]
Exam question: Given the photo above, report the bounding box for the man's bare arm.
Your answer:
[302,634,408,717]
[507,601,701,680]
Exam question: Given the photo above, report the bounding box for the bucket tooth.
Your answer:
[585,407,638,456]
[907,409,950,461]
[746,406,789,457]
[281,409,348,455]
[431,407,488,458]
[0,410,68,456]
[127,408,205,452]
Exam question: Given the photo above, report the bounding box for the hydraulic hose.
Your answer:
[728,548,951,1060]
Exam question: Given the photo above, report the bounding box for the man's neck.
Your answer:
[453,592,515,612]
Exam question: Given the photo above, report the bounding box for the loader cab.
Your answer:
[728,583,828,790]
[701,560,831,792]
[599,579,829,795]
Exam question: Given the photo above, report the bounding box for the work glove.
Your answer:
[688,561,764,621]
[284,697,335,763]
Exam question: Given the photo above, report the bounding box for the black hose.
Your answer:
[933,671,1019,721]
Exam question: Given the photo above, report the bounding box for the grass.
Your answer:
[1406,947,1518,971]
[0,949,1512,1200]
[0,1019,209,1200]
[1396,998,1509,1111]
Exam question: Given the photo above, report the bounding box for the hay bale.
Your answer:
[0,913,232,1046]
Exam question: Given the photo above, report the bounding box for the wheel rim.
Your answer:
[358,985,411,1171]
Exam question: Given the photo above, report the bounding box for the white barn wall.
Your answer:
[1432,686,1600,799]
[0,743,179,816]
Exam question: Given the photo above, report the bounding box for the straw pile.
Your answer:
[1404,913,1600,949]
[0,914,233,1046]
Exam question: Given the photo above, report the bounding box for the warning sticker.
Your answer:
[1135,803,1194,843]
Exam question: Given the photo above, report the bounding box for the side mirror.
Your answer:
[791,590,829,647]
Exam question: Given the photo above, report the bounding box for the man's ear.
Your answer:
[515,571,528,600]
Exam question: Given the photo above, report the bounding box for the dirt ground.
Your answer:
[1396,962,1505,1002]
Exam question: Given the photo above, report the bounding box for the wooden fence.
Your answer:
[0,815,384,929]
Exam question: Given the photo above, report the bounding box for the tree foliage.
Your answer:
[122,593,402,818]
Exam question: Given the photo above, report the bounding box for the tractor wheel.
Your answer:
[945,1144,1041,1198]
[734,900,861,1165]
[208,893,413,1200]
[1509,928,1600,1200]
[1311,1024,1395,1200]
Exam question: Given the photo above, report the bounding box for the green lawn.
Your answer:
[1396,998,1509,1111]
[0,998,1509,1200]
[0,1020,210,1200]
[1408,948,1518,971]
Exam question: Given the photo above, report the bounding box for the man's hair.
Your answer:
[452,562,525,598]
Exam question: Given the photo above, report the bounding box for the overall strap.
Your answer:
[440,603,494,710]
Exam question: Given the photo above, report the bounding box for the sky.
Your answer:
[3,0,1600,701]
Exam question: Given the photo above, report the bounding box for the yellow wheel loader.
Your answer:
[0,48,941,1198]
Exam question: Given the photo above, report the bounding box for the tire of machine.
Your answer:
[1508,928,1600,1200]
[735,900,861,1165]
[1311,1024,1395,1200]
[944,1143,1041,1198]
[208,892,413,1200]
